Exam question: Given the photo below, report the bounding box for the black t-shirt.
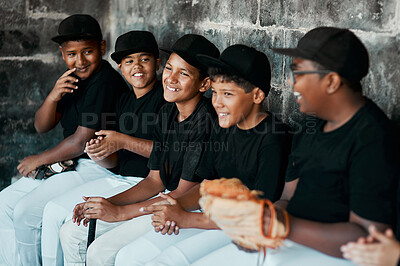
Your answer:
[147,97,216,191]
[397,180,400,241]
[57,60,129,139]
[116,81,165,177]
[286,98,399,225]
[194,114,292,202]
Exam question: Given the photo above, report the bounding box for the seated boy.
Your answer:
[0,14,128,265]
[188,27,399,266]
[59,34,220,266]
[40,30,165,265]
[113,44,292,265]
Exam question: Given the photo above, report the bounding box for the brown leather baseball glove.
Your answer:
[199,178,290,252]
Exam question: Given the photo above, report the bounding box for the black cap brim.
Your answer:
[196,54,242,77]
[161,48,204,71]
[111,48,160,64]
[271,47,314,61]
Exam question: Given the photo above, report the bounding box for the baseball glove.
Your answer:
[199,178,290,252]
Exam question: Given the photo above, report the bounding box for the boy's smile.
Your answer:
[60,39,105,80]
[119,52,159,97]
[211,80,265,129]
[290,58,327,115]
[162,53,203,105]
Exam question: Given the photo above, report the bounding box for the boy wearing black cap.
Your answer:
[115,44,292,265]
[40,30,165,265]
[59,34,219,266]
[0,14,128,265]
[192,27,399,266]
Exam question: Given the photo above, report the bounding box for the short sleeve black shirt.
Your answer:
[57,60,129,138]
[286,98,399,225]
[147,97,216,191]
[194,114,292,202]
[116,81,165,177]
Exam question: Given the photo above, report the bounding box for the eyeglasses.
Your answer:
[289,69,331,84]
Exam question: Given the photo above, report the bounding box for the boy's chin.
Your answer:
[218,121,233,128]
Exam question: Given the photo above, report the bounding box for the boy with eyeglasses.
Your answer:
[190,26,399,266]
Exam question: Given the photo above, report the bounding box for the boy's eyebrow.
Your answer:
[289,63,297,70]
[165,62,194,75]
[65,47,94,53]
[180,67,193,75]
[126,53,152,59]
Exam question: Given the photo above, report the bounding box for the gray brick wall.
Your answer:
[1,0,399,189]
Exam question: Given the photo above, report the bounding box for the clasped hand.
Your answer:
[85,130,122,160]
[141,193,186,235]
[72,196,121,226]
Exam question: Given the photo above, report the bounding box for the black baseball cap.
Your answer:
[272,27,369,82]
[111,31,159,64]
[52,14,103,44]
[197,44,271,95]
[161,34,220,72]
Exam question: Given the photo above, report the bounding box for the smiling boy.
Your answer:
[113,44,292,265]
[59,34,220,266]
[0,14,129,266]
[189,27,398,266]
[39,30,166,265]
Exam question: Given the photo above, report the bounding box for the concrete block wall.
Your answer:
[110,0,400,126]
[1,0,399,189]
[0,0,110,189]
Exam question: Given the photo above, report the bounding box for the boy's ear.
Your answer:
[118,63,122,69]
[253,87,265,104]
[199,77,211,93]
[155,58,161,71]
[100,40,106,56]
[59,46,66,61]
[325,72,342,94]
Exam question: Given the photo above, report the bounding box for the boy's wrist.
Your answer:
[46,94,59,104]
[116,205,128,221]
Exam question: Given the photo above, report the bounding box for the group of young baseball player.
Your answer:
[0,13,398,266]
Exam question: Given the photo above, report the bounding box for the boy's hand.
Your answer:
[84,130,122,160]
[72,199,87,226]
[48,68,78,102]
[85,138,104,161]
[17,154,41,177]
[81,196,122,223]
[341,225,400,266]
[141,193,184,235]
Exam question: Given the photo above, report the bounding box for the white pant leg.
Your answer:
[192,240,356,266]
[60,218,125,266]
[0,177,42,266]
[86,215,154,266]
[13,159,114,266]
[146,230,231,266]
[115,228,205,266]
[41,175,142,266]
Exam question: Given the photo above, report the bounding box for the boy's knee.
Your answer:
[43,201,68,223]
[13,199,37,229]
[115,246,130,266]
[59,221,74,244]
[86,237,112,266]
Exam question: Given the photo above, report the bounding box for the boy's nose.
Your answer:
[76,53,87,66]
